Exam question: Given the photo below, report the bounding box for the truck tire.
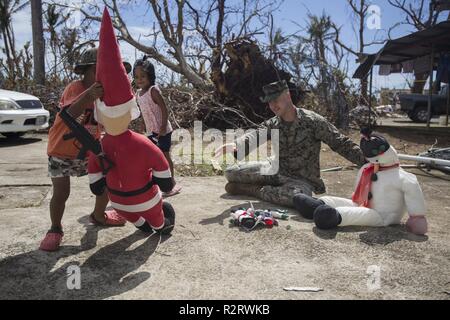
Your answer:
[1,132,25,140]
[409,106,431,123]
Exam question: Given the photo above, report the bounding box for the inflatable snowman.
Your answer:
[293,129,428,235]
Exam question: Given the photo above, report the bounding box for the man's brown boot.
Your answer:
[225,183,262,198]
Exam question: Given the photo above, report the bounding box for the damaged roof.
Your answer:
[353,20,450,79]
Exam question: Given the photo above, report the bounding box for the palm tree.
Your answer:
[44,4,66,80]
[0,0,29,82]
[31,0,45,85]
[306,12,335,110]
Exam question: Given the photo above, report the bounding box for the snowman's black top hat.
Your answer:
[360,128,391,158]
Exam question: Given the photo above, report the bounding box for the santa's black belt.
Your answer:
[107,181,154,197]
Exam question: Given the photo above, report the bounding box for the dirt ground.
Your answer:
[0,129,449,300]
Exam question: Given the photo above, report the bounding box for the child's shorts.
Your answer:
[48,156,88,178]
[148,132,172,152]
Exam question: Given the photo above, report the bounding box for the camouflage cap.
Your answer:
[74,47,132,75]
[260,80,289,103]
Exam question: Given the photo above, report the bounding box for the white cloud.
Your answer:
[128,26,155,37]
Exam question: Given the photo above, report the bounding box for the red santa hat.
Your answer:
[94,7,140,121]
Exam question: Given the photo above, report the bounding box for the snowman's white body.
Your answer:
[320,147,427,227]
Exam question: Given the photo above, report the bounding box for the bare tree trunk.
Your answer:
[31,0,45,85]
[358,0,368,103]
[5,26,19,80]
[361,78,368,103]
[317,40,330,109]
[211,0,225,95]
[1,29,14,79]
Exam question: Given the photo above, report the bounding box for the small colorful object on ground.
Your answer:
[229,203,290,231]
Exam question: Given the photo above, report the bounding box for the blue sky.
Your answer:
[7,0,447,90]
[276,0,419,90]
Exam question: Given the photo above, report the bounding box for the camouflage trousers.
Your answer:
[48,156,88,178]
[224,161,313,208]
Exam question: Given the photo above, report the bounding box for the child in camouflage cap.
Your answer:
[40,48,132,252]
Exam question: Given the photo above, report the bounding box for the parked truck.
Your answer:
[399,85,449,123]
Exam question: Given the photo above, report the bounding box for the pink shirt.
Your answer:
[137,85,173,135]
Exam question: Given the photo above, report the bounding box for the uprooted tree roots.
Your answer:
[152,39,306,131]
[211,39,305,129]
[19,39,364,132]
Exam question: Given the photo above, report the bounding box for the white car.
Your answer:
[0,89,50,139]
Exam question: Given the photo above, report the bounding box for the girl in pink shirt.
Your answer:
[134,57,181,197]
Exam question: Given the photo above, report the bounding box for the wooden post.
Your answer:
[446,80,449,126]
[427,45,435,129]
[368,67,374,128]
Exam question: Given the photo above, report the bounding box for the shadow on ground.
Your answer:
[199,195,315,231]
[312,225,428,245]
[199,200,258,226]
[201,194,289,226]
[0,216,169,300]
[0,137,42,148]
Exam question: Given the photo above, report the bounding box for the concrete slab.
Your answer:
[0,134,449,300]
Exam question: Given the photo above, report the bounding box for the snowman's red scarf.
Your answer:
[352,163,400,208]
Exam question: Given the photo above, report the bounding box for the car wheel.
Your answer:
[409,107,430,123]
[2,132,25,139]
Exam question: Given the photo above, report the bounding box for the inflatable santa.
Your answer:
[88,7,175,234]
[293,129,428,235]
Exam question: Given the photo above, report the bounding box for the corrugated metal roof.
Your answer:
[353,20,450,79]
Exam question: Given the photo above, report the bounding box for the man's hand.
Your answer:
[87,82,104,101]
[215,143,237,158]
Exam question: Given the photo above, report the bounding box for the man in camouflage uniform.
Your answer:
[217,80,366,208]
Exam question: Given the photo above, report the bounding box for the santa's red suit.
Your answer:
[88,131,173,230]
[88,8,175,233]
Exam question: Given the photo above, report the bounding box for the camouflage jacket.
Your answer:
[235,107,366,194]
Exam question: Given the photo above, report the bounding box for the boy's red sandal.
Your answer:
[39,230,64,252]
[89,210,126,226]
